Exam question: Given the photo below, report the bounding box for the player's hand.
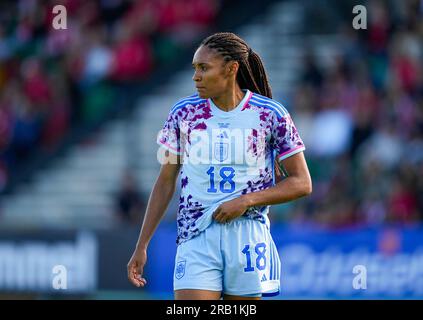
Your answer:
[212,196,249,224]
[127,247,148,287]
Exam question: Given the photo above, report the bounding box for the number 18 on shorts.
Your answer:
[173,217,281,297]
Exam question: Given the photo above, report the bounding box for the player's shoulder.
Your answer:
[170,93,207,114]
[249,92,289,119]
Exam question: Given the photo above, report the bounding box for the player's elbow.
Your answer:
[305,177,313,196]
[304,178,313,196]
[299,176,312,197]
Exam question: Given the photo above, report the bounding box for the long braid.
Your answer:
[200,32,272,99]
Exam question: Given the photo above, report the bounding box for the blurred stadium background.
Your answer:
[0,0,422,299]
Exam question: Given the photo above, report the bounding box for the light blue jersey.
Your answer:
[157,90,305,245]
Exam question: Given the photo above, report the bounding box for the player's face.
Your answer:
[192,45,234,99]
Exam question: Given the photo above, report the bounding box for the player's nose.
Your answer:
[192,71,201,82]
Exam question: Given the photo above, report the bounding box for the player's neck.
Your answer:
[212,85,245,112]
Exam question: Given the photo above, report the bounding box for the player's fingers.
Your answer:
[130,273,146,287]
[136,265,147,287]
[128,265,138,283]
[213,210,223,222]
[222,215,231,224]
[138,277,147,286]
[133,274,147,287]
[212,206,221,220]
[128,263,144,287]
[127,263,134,279]
[214,210,227,223]
[128,270,141,287]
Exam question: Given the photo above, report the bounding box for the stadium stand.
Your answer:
[1,0,422,230]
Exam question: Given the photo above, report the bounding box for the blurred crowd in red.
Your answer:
[281,0,423,227]
[0,0,219,191]
[1,0,421,228]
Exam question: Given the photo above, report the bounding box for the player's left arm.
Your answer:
[213,152,312,223]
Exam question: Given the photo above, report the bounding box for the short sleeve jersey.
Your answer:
[157,90,305,245]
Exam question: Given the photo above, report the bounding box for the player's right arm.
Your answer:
[127,149,181,287]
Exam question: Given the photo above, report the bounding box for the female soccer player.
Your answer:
[127,32,312,300]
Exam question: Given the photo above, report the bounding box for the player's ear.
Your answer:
[226,61,239,77]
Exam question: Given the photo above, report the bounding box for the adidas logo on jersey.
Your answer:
[261,274,267,282]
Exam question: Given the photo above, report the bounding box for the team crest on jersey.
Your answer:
[214,142,228,162]
[175,260,186,279]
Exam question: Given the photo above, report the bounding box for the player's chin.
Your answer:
[196,88,209,99]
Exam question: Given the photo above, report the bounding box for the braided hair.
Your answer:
[200,32,272,99]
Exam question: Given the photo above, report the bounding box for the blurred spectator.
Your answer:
[387,170,419,224]
[0,0,219,192]
[308,107,353,158]
[80,26,112,87]
[110,23,153,82]
[114,170,145,225]
[301,51,323,88]
[288,0,423,228]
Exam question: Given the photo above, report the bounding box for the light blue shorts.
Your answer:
[173,217,281,297]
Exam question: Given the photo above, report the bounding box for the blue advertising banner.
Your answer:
[146,223,423,299]
[0,231,98,294]
[1,223,421,299]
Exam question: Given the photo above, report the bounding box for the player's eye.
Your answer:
[192,65,208,72]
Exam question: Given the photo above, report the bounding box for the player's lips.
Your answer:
[196,86,205,90]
